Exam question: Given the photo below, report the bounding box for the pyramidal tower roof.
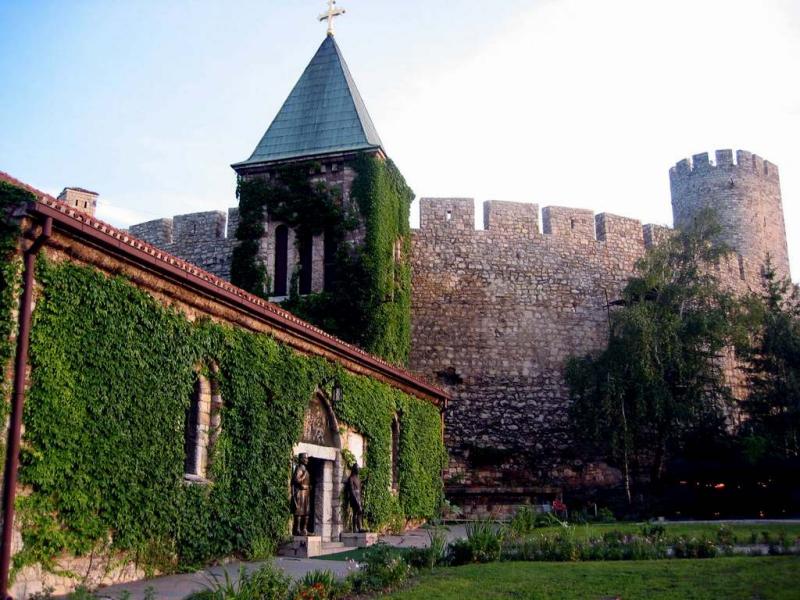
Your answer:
[233,35,384,169]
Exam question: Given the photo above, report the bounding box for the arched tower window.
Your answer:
[298,230,313,295]
[274,224,289,296]
[391,415,400,493]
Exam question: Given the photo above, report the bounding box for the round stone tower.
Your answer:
[670,149,790,279]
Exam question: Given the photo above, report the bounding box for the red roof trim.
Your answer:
[0,171,58,202]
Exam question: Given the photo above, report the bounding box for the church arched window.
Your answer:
[274,224,289,296]
[184,365,222,482]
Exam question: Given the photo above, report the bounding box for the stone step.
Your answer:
[279,537,349,558]
[322,542,345,549]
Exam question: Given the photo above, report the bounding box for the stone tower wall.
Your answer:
[670,149,790,278]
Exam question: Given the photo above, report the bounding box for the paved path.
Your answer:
[95,557,354,600]
[91,527,463,599]
[380,524,466,549]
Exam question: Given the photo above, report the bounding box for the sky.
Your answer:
[2,0,800,278]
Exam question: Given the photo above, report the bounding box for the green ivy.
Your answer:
[231,156,413,366]
[14,257,445,576]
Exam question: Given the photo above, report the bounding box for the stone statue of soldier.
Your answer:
[291,453,311,536]
[345,463,365,533]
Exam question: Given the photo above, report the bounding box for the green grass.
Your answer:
[387,556,800,600]
[517,521,800,543]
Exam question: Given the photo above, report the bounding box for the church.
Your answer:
[0,5,792,597]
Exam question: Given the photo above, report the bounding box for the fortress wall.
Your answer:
[643,223,673,248]
[411,199,650,505]
[411,198,765,512]
[129,211,236,280]
[227,207,240,239]
[129,218,173,248]
[484,200,539,235]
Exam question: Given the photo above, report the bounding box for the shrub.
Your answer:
[447,539,475,566]
[672,535,718,559]
[508,506,541,537]
[503,529,667,563]
[427,526,449,566]
[595,507,616,523]
[458,519,503,563]
[407,527,449,569]
[291,570,345,600]
[716,524,736,546]
[503,532,580,562]
[186,563,292,599]
[347,543,411,594]
[640,522,667,541]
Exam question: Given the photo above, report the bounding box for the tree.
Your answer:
[566,211,738,504]
[739,264,800,459]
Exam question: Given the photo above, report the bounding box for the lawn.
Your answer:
[526,521,800,543]
[386,556,800,600]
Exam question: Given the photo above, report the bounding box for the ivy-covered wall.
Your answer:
[15,256,445,575]
[231,155,414,366]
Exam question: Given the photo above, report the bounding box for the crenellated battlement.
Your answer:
[417,198,663,250]
[419,198,476,230]
[670,149,780,182]
[670,148,789,279]
[130,209,239,246]
[484,200,538,234]
[542,206,596,238]
[129,208,239,280]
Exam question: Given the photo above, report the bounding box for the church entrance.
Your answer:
[292,392,344,542]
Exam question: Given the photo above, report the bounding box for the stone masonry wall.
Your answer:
[411,199,650,510]
[129,209,238,280]
[410,196,768,515]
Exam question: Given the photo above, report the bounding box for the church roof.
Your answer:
[233,35,384,169]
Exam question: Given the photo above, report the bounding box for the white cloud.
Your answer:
[389,0,800,276]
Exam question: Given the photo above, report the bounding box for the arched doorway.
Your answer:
[292,390,344,542]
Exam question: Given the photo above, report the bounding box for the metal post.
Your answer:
[0,217,51,600]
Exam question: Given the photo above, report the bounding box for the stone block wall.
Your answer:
[410,196,769,512]
[411,199,655,505]
[129,209,237,280]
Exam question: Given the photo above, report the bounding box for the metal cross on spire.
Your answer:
[318,0,346,36]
